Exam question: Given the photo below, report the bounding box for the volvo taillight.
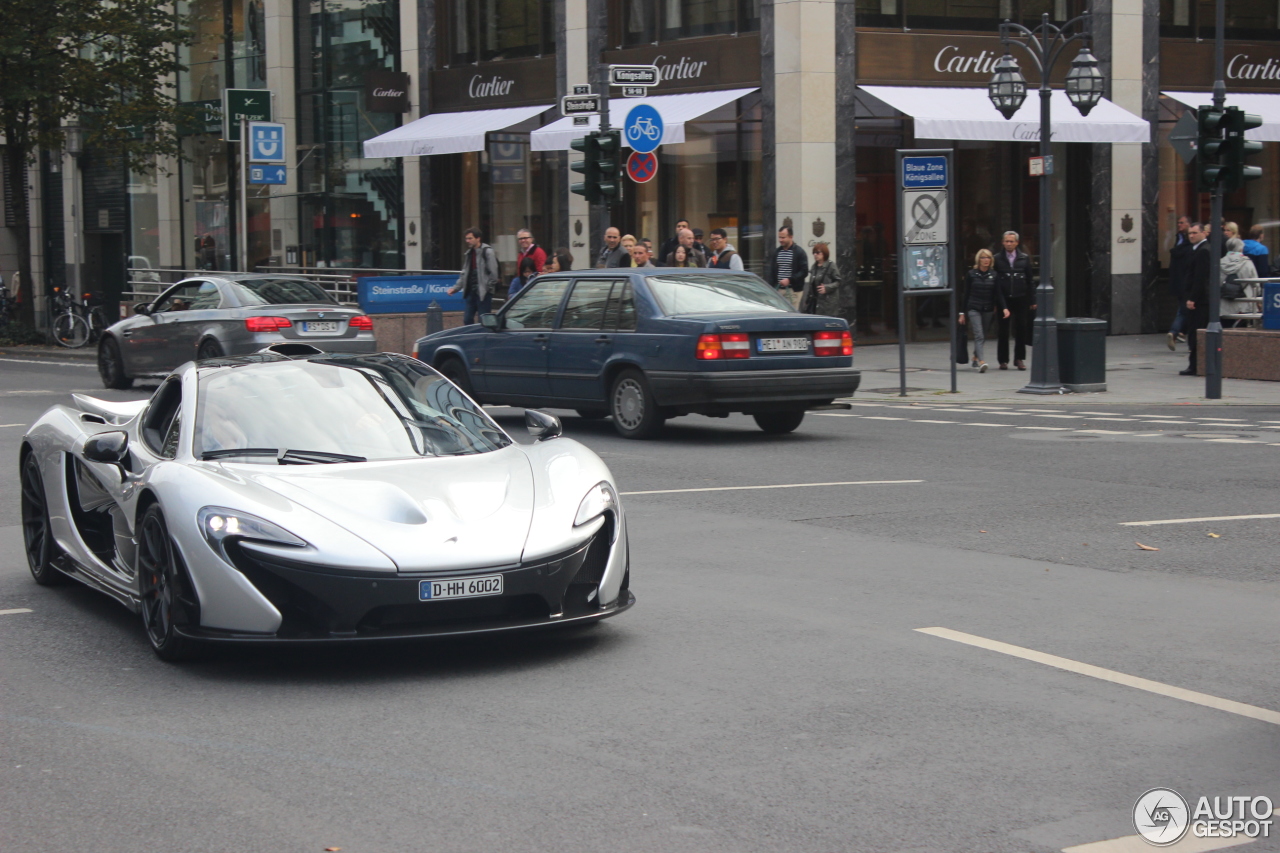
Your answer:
[697,333,750,360]
[245,316,292,332]
[814,330,853,356]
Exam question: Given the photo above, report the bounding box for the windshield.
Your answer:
[195,355,511,462]
[227,278,336,306]
[645,273,792,315]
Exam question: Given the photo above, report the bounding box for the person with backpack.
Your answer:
[1219,237,1257,328]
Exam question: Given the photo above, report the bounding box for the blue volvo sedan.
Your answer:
[414,268,860,438]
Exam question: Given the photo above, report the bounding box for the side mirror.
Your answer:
[480,313,500,331]
[83,431,132,479]
[525,409,562,441]
[133,303,152,317]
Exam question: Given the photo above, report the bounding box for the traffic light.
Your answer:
[570,132,600,203]
[596,130,622,202]
[1197,106,1226,192]
[1221,106,1264,192]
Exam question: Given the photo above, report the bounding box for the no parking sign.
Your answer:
[626,151,658,183]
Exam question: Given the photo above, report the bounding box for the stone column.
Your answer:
[834,0,857,324]
[264,0,298,267]
[772,0,837,288]
[401,0,422,269]
[1107,0,1146,333]
[563,0,590,263]
[417,0,439,267]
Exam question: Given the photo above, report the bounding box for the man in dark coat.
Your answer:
[764,226,808,309]
[993,230,1035,370]
[1182,222,1211,376]
[1167,215,1192,350]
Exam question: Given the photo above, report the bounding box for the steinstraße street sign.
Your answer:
[624,104,664,154]
[609,65,660,87]
[1169,109,1199,165]
[626,151,658,184]
[902,190,948,244]
[561,94,601,116]
[248,122,286,163]
[222,89,272,140]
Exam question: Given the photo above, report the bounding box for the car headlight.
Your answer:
[574,481,618,527]
[197,506,308,562]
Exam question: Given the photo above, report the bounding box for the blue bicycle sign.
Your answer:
[624,104,664,153]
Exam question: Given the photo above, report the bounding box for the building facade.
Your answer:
[10,0,1278,340]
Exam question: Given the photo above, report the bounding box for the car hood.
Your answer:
[239,445,535,573]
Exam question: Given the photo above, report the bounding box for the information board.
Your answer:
[358,275,464,314]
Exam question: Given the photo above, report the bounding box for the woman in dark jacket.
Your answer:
[958,249,1009,372]
[802,243,839,314]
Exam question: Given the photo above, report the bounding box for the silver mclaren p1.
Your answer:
[19,350,633,660]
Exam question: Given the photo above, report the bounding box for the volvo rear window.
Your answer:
[228,278,336,306]
[645,273,792,315]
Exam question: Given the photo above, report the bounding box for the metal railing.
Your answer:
[125,266,459,307]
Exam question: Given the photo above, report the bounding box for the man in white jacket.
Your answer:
[448,227,500,325]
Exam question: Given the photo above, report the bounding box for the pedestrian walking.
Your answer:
[958,248,1009,373]
[620,234,638,267]
[765,225,808,310]
[629,243,654,268]
[516,229,546,275]
[510,255,539,297]
[447,227,500,325]
[1182,222,1211,376]
[993,230,1034,370]
[642,238,655,265]
[545,249,573,274]
[1243,225,1271,277]
[596,227,625,268]
[706,229,743,270]
[1167,214,1193,350]
[1220,237,1258,327]
[663,228,706,267]
[691,228,707,257]
[801,242,839,314]
[659,219,690,264]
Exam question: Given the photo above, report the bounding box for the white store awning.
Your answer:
[859,86,1150,144]
[362,104,551,158]
[1163,91,1280,141]
[531,87,758,151]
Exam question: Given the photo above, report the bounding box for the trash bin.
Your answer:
[1264,281,1280,330]
[1057,318,1107,392]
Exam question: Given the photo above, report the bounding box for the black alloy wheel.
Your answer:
[98,337,133,390]
[136,505,200,662]
[575,409,607,420]
[610,368,664,439]
[753,411,806,434]
[196,339,224,361]
[21,454,63,586]
[437,356,475,396]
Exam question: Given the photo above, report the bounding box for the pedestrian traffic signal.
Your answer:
[1221,106,1264,193]
[570,133,601,204]
[1196,106,1226,192]
[596,130,622,202]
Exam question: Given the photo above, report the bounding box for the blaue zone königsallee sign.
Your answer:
[359,276,464,314]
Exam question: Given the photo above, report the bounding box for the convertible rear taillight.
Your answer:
[814,330,853,356]
[348,315,374,330]
[245,316,292,332]
[696,333,750,360]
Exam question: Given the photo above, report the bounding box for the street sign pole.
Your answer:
[240,117,248,272]
[1206,0,1226,399]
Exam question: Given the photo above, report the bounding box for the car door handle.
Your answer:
[594,336,611,344]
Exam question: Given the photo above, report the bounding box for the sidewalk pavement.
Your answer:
[853,334,1280,406]
[4,335,1278,407]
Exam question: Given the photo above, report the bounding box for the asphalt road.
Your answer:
[3,355,1280,852]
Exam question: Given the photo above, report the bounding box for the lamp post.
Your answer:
[988,12,1105,394]
[64,125,84,303]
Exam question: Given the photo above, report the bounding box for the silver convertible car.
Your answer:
[21,350,632,660]
[97,274,377,390]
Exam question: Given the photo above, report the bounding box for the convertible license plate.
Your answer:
[303,321,339,332]
[758,337,809,353]
[419,574,503,601]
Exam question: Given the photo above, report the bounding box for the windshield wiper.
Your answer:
[201,447,367,464]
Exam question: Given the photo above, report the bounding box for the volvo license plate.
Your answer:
[303,321,338,332]
[758,337,809,353]
[419,574,503,601]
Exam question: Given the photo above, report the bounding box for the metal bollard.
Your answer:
[425,300,443,336]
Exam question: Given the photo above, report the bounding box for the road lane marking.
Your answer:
[1120,513,1280,527]
[912,419,956,424]
[917,627,1280,726]
[0,358,95,369]
[0,608,33,616]
[1084,417,1137,422]
[1063,826,1266,852]
[959,422,1009,427]
[621,479,924,496]
[1016,426,1073,431]
[1206,439,1260,443]
[1073,411,1123,416]
[0,424,23,428]
[1035,414,1081,419]
[1192,416,1247,421]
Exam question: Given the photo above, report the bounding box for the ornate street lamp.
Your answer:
[987,11,1105,394]
[988,54,1028,120]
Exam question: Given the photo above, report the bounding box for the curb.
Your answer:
[0,346,98,363]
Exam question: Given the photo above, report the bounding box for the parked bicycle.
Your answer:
[0,284,15,330]
[50,287,91,348]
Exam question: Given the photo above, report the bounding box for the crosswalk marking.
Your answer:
[0,608,33,616]
[621,480,924,496]
[1121,513,1280,526]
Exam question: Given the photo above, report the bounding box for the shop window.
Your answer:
[857,0,1081,31]
[614,0,759,46]
[444,0,553,64]
[1162,0,1279,36]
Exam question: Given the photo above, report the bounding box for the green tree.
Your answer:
[0,0,189,324]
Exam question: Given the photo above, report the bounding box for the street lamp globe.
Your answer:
[988,53,1028,120]
[1064,48,1105,116]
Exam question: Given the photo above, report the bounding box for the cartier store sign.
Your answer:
[603,33,761,94]
[1162,39,1280,91]
[431,56,557,112]
[857,30,1068,86]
